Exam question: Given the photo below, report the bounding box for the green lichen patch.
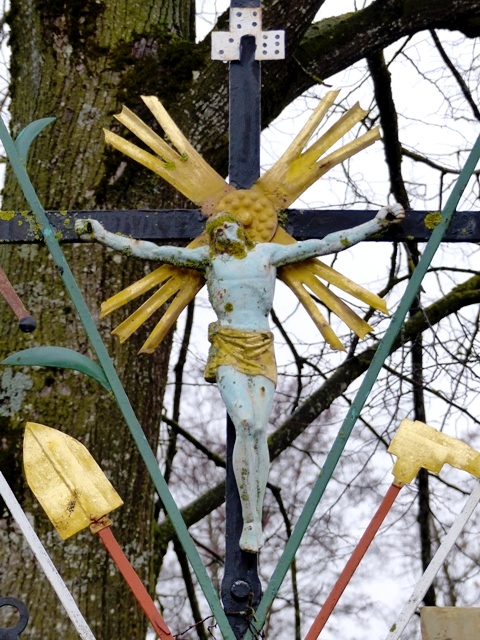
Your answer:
[277,209,288,228]
[207,212,255,246]
[424,212,442,229]
[112,34,205,109]
[224,302,234,313]
[0,210,15,221]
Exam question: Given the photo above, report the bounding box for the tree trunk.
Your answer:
[0,1,194,638]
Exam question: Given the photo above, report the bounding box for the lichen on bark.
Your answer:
[0,1,197,638]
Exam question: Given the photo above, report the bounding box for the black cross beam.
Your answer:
[1,209,479,244]
[218,8,263,635]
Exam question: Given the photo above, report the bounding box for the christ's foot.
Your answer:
[239,522,265,554]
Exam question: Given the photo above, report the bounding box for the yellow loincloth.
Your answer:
[204,323,277,386]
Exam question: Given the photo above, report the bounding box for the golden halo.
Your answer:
[215,188,278,243]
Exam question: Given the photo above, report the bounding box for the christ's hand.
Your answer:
[75,219,105,239]
[375,203,405,225]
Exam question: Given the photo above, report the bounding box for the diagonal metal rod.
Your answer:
[0,117,236,640]
[304,484,402,640]
[248,135,480,636]
[96,525,173,639]
[385,480,480,640]
[0,470,96,640]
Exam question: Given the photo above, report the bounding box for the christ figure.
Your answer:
[76,202,404,553]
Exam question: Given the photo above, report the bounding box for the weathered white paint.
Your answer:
[385,481,480,640]
[0,470,97,640]
[211,7,285,60]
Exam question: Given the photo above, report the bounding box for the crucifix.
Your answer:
[1,1,480,639]
[73,1,404,634]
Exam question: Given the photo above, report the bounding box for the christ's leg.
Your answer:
[216,366,275,553]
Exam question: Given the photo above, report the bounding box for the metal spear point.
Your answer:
[23,422,173,640]
[304,419,480,640]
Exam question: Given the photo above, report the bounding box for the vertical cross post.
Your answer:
[221,5,262,637]
[214,1,284,637]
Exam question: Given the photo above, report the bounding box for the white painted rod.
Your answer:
[0,470,97,640]
[385,480,480,640]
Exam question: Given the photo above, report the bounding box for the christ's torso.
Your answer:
[205,245,277,332]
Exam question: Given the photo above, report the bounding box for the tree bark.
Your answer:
[175,0,480,170]
[0,1,194,638]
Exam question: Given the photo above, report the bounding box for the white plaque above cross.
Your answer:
[211,7,285,61]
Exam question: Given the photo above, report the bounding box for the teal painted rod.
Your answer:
[0,117,235,640]
[249,135,480,635]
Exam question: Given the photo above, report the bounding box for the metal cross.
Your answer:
[218,2,279,634]
[163,1,290,633]
[211,6,285,61]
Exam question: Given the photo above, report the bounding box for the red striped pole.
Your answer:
[304,483,402,640]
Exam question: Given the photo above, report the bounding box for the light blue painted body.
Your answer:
[77,206,403,552]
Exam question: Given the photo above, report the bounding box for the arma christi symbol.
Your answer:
[100,90,387,354]
[23,422,174,639]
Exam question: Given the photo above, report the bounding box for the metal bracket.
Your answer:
[211,8,285,61]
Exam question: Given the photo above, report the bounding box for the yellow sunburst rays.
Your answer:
[103,90,385,352]
[252,89,385,349]
[103,96,234,352]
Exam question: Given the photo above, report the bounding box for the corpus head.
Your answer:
[206,211,255,257]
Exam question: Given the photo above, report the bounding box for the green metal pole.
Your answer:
[0,118,235,640]
[249,135,480,635]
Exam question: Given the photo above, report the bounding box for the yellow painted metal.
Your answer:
[102,92,386,352]
[272,225,386,349]
[256,91,380,210]
[204,325,277,385]
[388,419,480,486]
[101,234,208,352]
[23,422,123,540]
[309,262,388,314]
[100,232,209,320]
[105,96,234,214]
[139,273,204,353]
[215,186,278,243]
[279,269,346,350]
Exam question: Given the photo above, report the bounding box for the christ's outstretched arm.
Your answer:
[75,219,208,267]
[269,204,404,267]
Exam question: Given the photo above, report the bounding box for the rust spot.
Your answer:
[66,490,78,515]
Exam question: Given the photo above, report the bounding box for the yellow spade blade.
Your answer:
[23,422,123,540]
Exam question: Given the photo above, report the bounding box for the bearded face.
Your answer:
[212,223,247,257]
[207,212,255,258]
